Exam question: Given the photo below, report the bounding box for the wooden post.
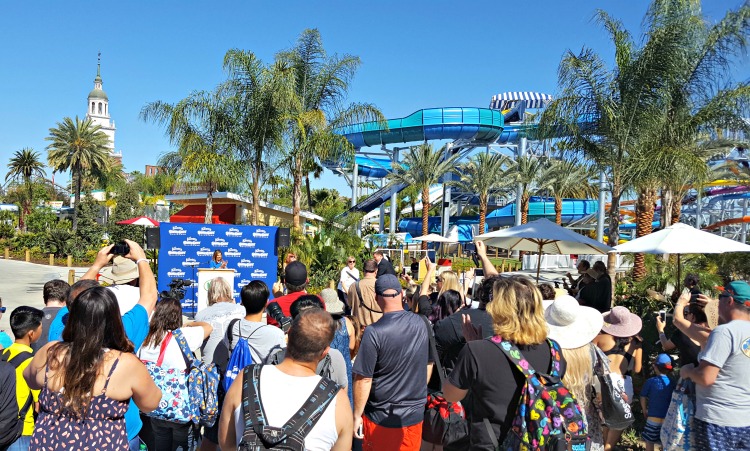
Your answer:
[4,248,8,259]
[68,269,75,285]
[25,249,30,262]
[67,255,73,267]
[49,254,54,266]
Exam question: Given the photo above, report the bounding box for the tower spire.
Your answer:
[95,51,102,84]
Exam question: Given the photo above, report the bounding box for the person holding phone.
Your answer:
[656,289,709,366]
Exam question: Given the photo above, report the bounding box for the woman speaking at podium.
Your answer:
[209,250,228,269]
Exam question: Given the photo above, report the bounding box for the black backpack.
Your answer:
[0,350,33,449]
[238,364,339,450]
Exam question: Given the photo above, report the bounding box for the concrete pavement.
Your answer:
[0,258,88,339]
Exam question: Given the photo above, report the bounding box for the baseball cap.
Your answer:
[655,353,673,370]
[724,281,750,307]
[375,274,402,298]
[284,261,308,286]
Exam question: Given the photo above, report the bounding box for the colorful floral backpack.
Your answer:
[487,336,590,451]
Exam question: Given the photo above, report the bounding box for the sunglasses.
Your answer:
[347,260,355,263]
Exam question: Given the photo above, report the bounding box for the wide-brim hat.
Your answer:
[601,306,643,338]
[320,288,345,315]
[99,256,139,285]
[545,295,604,349]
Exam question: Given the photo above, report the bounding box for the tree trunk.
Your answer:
[660,188,673,229]
[251,176,261,225]
[521,192,530,224]
[671,194,682,225]
[205,188,213,224]
[633,186,657,281]
[305,175,313,212]
[554,196,563,225]
[478,197,487,235]
[607,251,617,303]
[292,157,303,231]
[422,186,430,250]
[607,179,622,247]
[72,167,82,232]
[411,200,416,218]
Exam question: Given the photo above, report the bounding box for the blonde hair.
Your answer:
[438,271,460,296]
[560,345,594,409]
[486,277,548,345]
[207,278,233,306]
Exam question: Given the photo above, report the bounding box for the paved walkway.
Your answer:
[0,259,88,337]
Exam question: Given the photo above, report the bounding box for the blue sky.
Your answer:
[1,1,747,197]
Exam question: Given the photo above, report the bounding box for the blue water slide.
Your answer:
[337,107,505,148]
[398,217,481,242]
[485,197,599,228]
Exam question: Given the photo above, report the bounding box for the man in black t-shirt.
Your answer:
[32,279,69,352]
[352,274,431,450]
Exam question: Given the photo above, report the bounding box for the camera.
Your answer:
[266,302,292,333]
[160,278,192,301]
[109,241,130,256]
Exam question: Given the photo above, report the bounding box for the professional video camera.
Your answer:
[266,302,292,333]
[160,278,192,301]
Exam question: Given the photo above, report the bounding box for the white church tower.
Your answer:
[86,53,121,162]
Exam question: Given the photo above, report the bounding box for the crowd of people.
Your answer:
[0,238,749,451]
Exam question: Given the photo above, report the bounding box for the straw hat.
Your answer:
[601,306,643,338]
[99,256,139,285]
[545,295,605,349]
[320,288,346,315]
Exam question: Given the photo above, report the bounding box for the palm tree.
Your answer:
[46,116,110,231]
[453,152,514,233]
[539,159,598,225]
[5,148,47,231]
[278,29,385,230]
[387,144,461,249]
[223,50,298,224]
[511,154,546,224]
[142,89,244,224]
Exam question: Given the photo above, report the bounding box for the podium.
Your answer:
[196,268,237,313]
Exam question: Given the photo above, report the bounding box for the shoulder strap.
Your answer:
[6,351,33,369]
[420,315,444,388]
[226,318,241,349]
[241,365,266,443]
[282,375,340,439]
[155,332,173,367]
[345,271,359,281]
[356,281,382,314]
[487,337,538,379]
[173,329,197,368]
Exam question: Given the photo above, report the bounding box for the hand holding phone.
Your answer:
[659,309,666,322]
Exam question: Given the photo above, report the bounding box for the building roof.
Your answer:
[88,87,108,100]
[165,191,325,222]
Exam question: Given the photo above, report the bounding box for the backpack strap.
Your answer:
[420,315,444,389]
[2,350,34,421]
[154,332,173,367]
[356,281,382,314]
[487,337,562,379]
[226,318,241,349]
[281,373,339,439]
[240,365,267,445]
[173,329,197,369]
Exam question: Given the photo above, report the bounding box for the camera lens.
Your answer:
[266,302,285,322]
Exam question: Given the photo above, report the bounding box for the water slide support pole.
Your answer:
[389,148,399,234]
[379,178,386,233]
[352,161,360,236]
[741,198,748,243]
[596,170,606,243]
[695,186,702,229]
[442,144,453,239]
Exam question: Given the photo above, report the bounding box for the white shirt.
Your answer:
[338,266,360,292]
[107,284,140,316]
[234,365,338,450]
[138,327,205,369]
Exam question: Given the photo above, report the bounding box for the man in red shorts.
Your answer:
[352,274,432,450]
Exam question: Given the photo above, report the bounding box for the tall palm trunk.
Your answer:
[306,175,313,212]
[633,186,657,280]
[554,196,563,225]
[660,188,673,229]
[292,157,303,230]
[251,171,262,225]
[671,194,682,225]
[205,185,214,224]
[521,192,530,224]
[421,186,430,250]
[478,196,487,235]
[72,165,82,232]
[607,178,622,247]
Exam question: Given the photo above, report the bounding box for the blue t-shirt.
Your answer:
[49,303,149,441]
[48,306,69,342]
[0,331,12,349]
[640,374,675,418]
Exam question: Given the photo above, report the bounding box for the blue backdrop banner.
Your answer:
[158,224,279,316]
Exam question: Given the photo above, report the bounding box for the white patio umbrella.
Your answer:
[412,233,456,243]
[475,218,614,281]
[614,222,750,290]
